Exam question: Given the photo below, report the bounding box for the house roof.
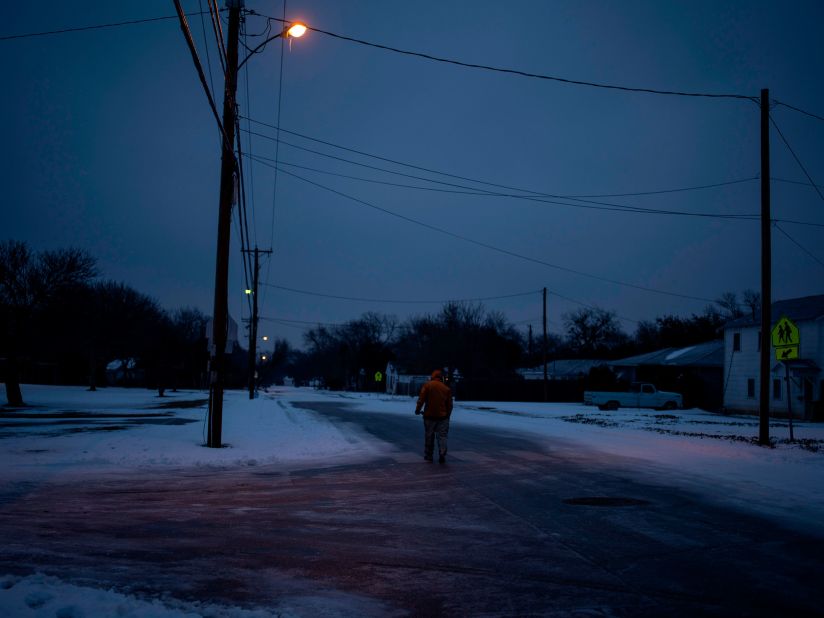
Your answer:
[611,340,724,368]
[518,359,607,379]
[724,294,824,329]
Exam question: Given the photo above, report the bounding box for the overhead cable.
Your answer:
[261,282,541,304]
[241,115,759,204]
[769,114,824,204]
[0,12,214,41]
[249,13,753,101]
[172,0,233,158]
[273,165,717,304]
[774,224,824,269]
[773,100,824,124]
[244,141,760,221]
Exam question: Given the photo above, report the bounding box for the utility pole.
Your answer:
[759,88,772,447]
[244,247,271,399]
[542,287,548,402]
[207,0,243,448]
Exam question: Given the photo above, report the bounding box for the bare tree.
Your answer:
[562,307,627,355]
[0,241,96,406]
[715,292,744,320]
[741,289,762,321]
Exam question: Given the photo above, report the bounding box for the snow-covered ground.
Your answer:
[2,384,823,616]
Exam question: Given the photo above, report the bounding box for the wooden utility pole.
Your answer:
[542,287,548,402]
[759,88,772,447]
[207,0,243,448]
[245,247,271,399]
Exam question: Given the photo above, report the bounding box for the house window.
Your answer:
[773,378,781,400]
[733,333,741,352]
[747,379,755,399]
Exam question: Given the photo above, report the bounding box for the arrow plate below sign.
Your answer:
[775,345,799,361]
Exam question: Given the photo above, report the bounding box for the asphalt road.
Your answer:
[1,400,822,617]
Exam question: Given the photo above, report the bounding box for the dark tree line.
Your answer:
[0,241,211,406]
[2,240,761,404]
[273,292,759,390]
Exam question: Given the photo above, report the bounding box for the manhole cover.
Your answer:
[563,497,650,507]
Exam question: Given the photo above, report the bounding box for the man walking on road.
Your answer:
[415,369,453,463]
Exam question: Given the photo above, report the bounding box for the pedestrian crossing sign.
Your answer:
[771,316,799,348]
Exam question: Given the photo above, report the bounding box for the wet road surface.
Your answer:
[1,400,822,616]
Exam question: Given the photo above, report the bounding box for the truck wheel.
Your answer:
[606,401,619,411]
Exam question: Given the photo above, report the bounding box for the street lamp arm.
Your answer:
[237,30,284,70]
[237,22,306,71]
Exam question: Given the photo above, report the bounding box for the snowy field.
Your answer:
[2,384,824,616]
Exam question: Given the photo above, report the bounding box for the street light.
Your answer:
[207,7,309,447]
[262,335,269,341]
[237,21,308,70]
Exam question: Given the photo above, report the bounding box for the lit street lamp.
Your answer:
[237,21,307,71]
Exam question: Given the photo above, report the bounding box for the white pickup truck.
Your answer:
[583,383,682,411]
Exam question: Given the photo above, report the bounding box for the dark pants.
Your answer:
[423,416,450,458]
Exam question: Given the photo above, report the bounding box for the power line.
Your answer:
[273,165,718,304]
[772,176,824,191]
[240,26,258,247]
[261,282,541,304]
[248,12,753,101]
[773,100,824,124]
[774,218,824,229]
[0,12,215,41]
[260,0,289,317]
[244,139,760,221]
[240,115,760,206]
[774,223,824,269]
[172,1,233,157]
[208,0,227,71]
[769,114,824,204]
[261,316,343,327]
[197,0,217,98]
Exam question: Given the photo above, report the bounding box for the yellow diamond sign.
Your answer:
[771,315,800,348]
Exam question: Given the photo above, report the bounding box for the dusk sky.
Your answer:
[3,1,823,350]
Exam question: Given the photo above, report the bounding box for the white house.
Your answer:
[722,294,824,419]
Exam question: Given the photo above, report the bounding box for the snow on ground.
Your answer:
[2,384,824,615]
[0,573,392,618]
[0,384,387,482]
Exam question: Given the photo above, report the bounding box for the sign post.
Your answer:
[785,363,794,442]
[771,315,800,442]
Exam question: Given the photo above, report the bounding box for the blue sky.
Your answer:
[3,0,823,348]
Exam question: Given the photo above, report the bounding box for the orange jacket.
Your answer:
[416,378,453,419]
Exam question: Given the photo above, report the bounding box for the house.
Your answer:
[610,340,724,410]
[722,294,824,419]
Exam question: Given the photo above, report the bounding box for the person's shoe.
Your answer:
[438,454,446,463]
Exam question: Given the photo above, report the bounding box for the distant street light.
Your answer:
[262,335,269,341]
[261,355,268,361]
